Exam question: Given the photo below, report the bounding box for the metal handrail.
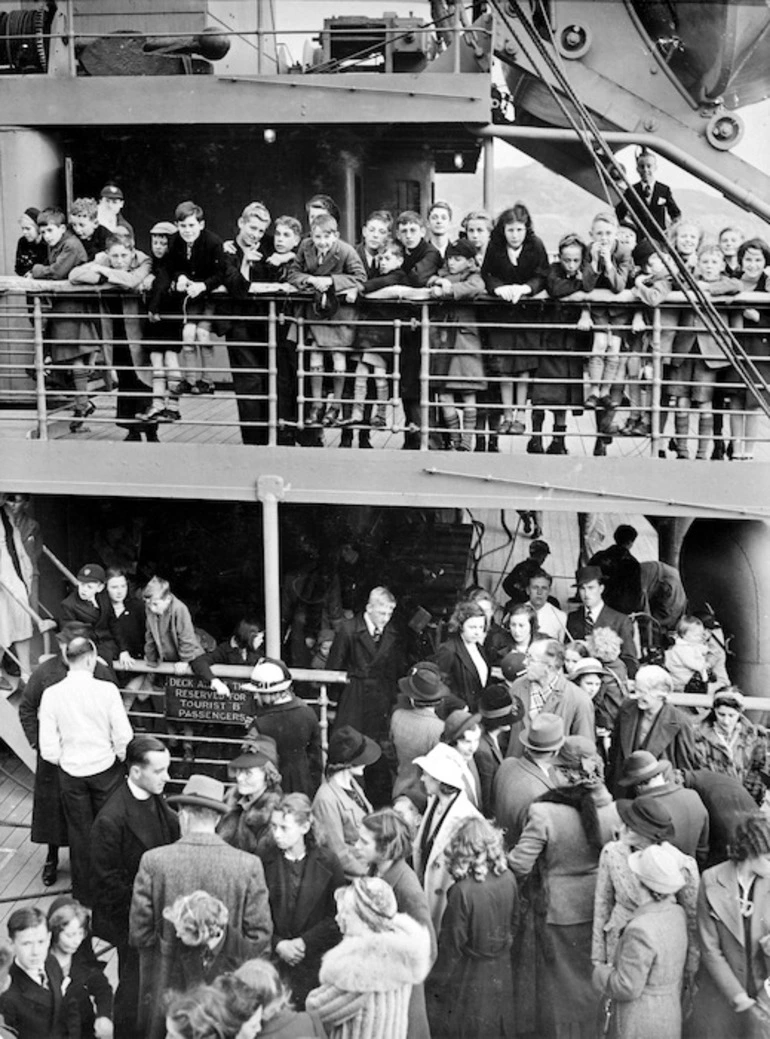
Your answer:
[1,284,768,453]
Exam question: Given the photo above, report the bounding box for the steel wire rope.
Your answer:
[489,0,770,420]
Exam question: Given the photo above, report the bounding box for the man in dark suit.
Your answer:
[607,664,703,796]
[619,751,710,868]
[493,713,564,846]
[474,684,524,816]
[129,774,272,1039]
[615,148,681,240]
[567,565,639,675]
[326,585,406,805]
[0,907,69,1039]
[90,735,179,1039]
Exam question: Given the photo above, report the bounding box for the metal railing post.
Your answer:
[650,304,663,457]
[267,301,278,446]
[32,297,48,441]
[296,317,306,431]
[257,474,285,659]
[392,317,402,420]
[65,0,77,77]
[318,682,329,768]
[419,303,431,450]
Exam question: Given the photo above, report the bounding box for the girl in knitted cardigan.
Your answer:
[305,877,432,1039]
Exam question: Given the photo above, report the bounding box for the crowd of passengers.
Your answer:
[2,496,770,1039]
[10,148,770,457]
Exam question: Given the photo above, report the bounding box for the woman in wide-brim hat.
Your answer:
[216,737,283,859]
[593,843,688,1039]
[311,725,381,878]
[412,744,482,933]
[592,794,700,985]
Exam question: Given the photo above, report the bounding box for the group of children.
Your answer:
[15,184,769,456]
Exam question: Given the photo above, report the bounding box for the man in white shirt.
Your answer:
[527,570,567,641]
[39,635,133,906]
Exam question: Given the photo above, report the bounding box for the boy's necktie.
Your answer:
[38,970,48,989]
[584,610,594,635]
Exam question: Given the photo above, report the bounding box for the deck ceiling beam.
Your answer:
[0,73,488,125]
[3,443,769,519]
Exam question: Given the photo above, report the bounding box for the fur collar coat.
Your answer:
[306,914,431,1039]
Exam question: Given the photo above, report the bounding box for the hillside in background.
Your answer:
[436,162,770,255]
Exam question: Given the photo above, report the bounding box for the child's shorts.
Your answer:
[182,297,216,329]
[590,305,628,331]
[668,357,724,402]
[360,350,389,368]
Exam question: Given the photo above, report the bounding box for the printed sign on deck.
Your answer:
[164,675,252,725]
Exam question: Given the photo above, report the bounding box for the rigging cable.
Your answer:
[489,0,770,420]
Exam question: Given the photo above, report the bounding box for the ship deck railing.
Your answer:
[11,656,769,787]
[0,282,768,456]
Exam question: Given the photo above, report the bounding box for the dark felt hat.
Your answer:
[479,684,524,727]
[231,734,279,770]
[617,750,667,787]
[574,565,604,586]
[327,725,381,768]
[441,709,481,746]
[398,662,447,704]
[616,795,675,842]
[553,735,599,772]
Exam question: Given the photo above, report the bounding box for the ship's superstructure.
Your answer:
[1,0,769,709]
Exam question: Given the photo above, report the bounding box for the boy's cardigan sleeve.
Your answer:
[170,598,205,662]
[286,239,314,290]
[634,275,673,308]
[328,243,366,292]
[582,247,633,293]
[362,270,410,293]
[546,262,584,299]
[449,271,485,300]
[407,244,442,288]
[31,234,88,280]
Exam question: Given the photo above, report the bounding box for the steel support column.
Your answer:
[257,474,285,658]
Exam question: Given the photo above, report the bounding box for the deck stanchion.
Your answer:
[32,297,48,442]
[419,303,431,451]
[650,305,663,457]
[267,301,278,446]
[257,474,285,659]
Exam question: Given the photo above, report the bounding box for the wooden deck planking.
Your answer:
[0,753,117,982]
[3,388,769,460]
